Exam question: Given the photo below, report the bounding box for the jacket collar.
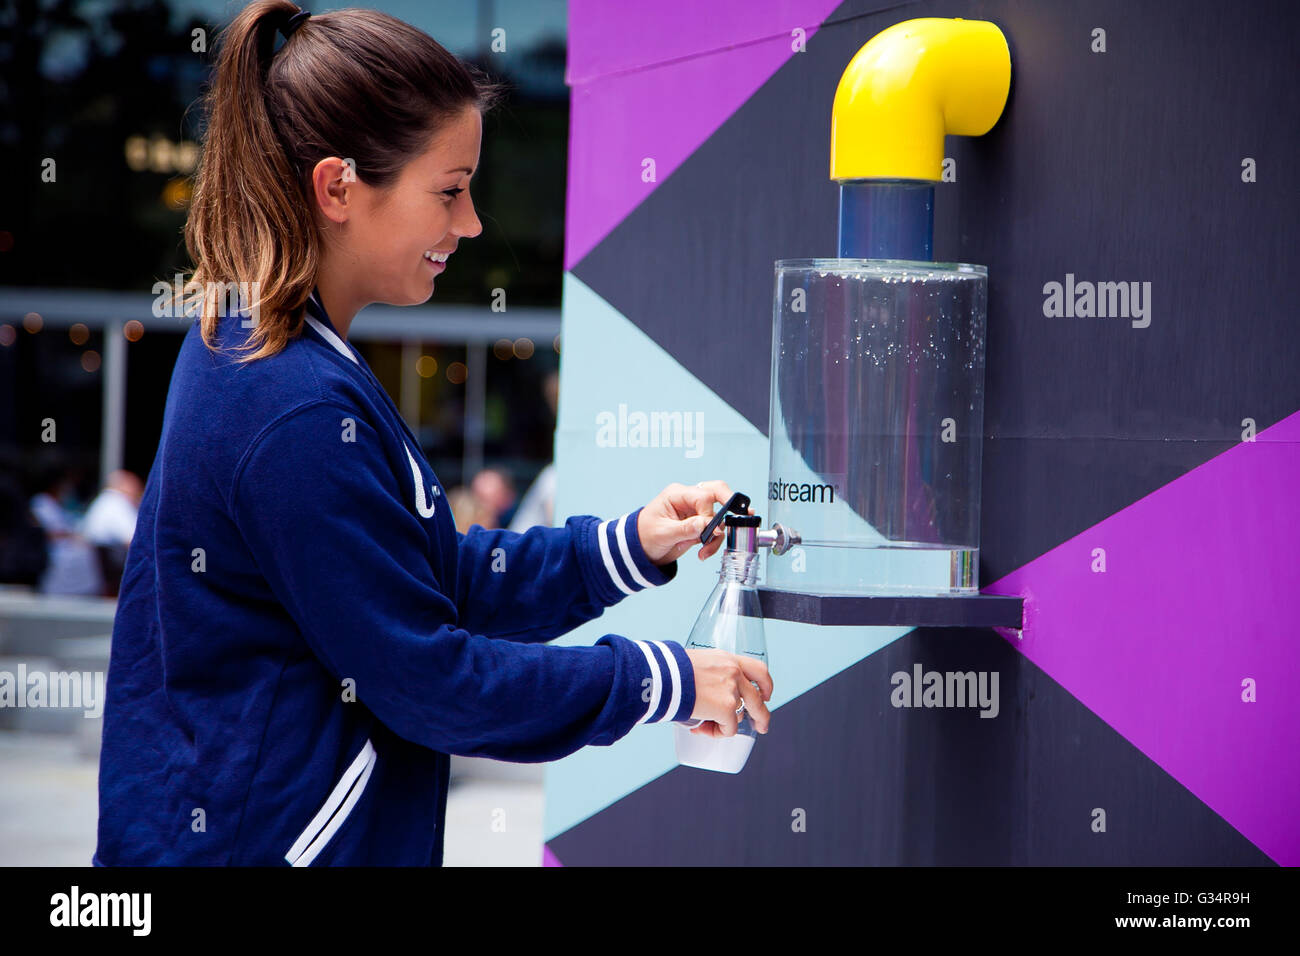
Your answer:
[300,287,429,457]
[302,288,358,365]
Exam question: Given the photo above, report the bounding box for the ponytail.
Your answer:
[179,1,506,362]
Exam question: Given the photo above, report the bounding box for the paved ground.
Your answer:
[0,732,98,867]
[0,730,545,867]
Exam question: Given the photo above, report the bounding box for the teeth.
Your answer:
[424,251,449,263]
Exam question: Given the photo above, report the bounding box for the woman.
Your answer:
[95,1,772,867]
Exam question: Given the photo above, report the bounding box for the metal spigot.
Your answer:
[701,492,801,557]
[757,523,801,556]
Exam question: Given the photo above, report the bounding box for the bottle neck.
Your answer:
[720,547,760,587]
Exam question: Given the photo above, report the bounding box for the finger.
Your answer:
[674,516,714,560]
[738,676,770,734]
[736,656,774,702]
[716,699,740,737]
[694,479,753,516]
[689,480,735,517]
[690,482,754,534]
[697,513,724,541]
[648,508,719,563]
[697,528,725,560]
[654,483,698,521]
[693,479,732,500]
[661,483,709,520]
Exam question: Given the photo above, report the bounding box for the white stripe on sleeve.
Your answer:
[596,519,635,596]
[650,640,683,722]
[614,512,656,590]
[632,640,663,724]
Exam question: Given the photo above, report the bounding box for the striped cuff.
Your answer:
[590,507,676,602]
[630,639,695,723]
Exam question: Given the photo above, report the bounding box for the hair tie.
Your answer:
[279,10,311,42]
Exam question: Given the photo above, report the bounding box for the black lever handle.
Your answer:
[699,491,751,545]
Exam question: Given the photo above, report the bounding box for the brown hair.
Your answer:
[179,1,506,361]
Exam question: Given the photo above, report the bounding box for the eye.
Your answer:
[441,187,465,200]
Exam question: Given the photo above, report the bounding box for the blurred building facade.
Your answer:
[0,0,567,507]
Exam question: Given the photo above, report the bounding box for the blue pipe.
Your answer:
[836,180,934,260]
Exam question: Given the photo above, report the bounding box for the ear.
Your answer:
[311,157,358,225]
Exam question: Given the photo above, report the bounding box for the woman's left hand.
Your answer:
[637,480,754,565]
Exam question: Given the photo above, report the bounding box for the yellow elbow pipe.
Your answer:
[830,18,1011,182]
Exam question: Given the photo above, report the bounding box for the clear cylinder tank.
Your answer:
[765,259,988,595]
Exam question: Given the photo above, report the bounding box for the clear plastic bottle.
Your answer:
[674,514,768,774]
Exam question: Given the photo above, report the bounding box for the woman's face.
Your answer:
[332,106,483,307]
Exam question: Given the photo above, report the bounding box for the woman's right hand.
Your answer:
[684,648,773,738]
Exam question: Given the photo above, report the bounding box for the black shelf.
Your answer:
[756,589,1023,629]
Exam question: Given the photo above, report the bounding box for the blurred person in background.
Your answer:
[83,470,144,597]
[446,485,497,533]
[470,466,516,528]
[28,457,103,597]
[83,470,144,548]
[0,461,48,588]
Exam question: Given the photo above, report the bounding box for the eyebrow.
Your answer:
[447,166,476,176]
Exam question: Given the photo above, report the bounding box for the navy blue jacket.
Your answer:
[94,289,695,866]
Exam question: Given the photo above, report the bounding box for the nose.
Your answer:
[453,193,483,241]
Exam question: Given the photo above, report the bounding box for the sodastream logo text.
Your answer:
[768,478,835,503]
